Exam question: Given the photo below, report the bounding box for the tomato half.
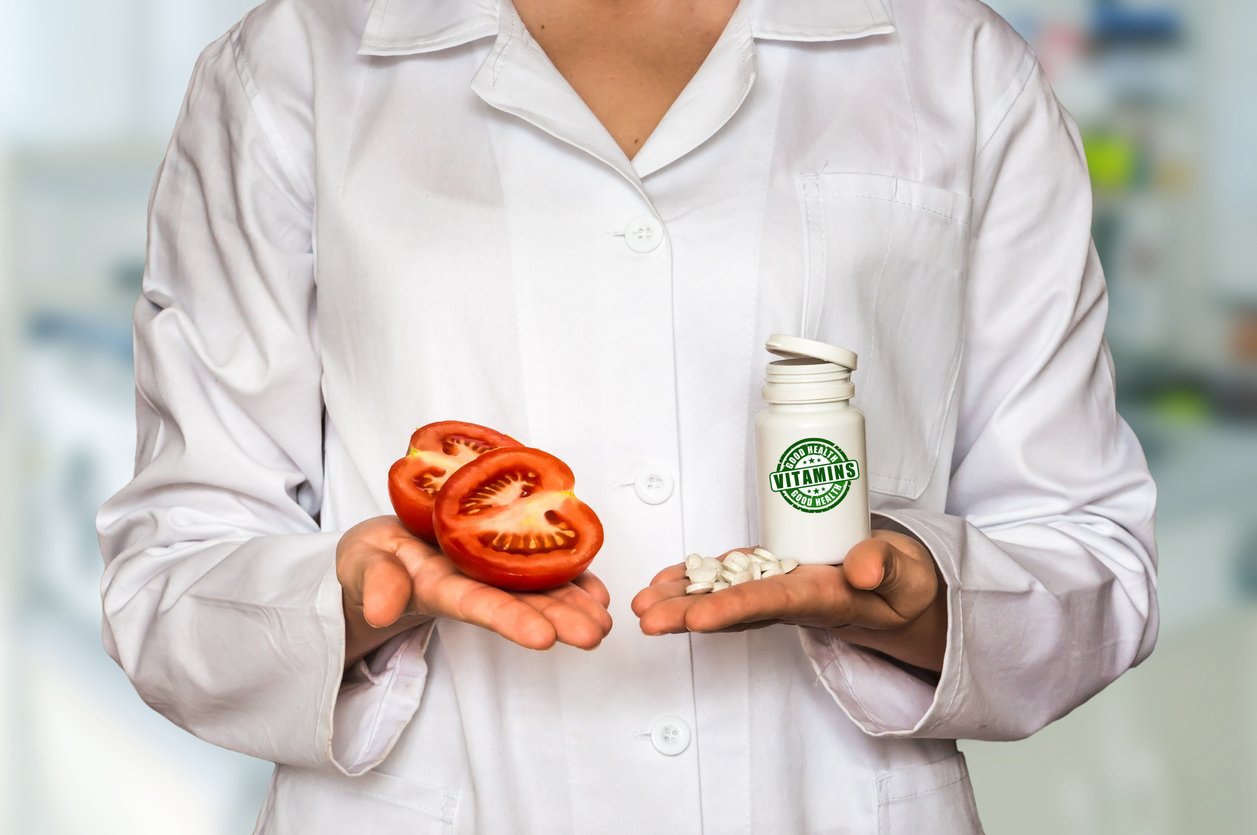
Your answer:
[388,421,521,544]
[433,447,604,591]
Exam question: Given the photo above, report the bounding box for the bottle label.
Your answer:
[769,438,861,513]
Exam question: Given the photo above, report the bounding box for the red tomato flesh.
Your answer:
[434,447,604,591]
[388,421,520,544]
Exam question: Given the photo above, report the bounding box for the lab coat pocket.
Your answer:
[877,752,983,834]
[801,173,972,500]
[256,766,460,834]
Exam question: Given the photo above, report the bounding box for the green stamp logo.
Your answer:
[770,438,860,513]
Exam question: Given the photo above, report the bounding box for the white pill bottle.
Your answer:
[754,334,870,565]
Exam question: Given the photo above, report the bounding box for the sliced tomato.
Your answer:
[434,447,604,591]
[388,421,521,544]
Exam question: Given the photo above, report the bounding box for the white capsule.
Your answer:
[686,582,715,594]
[753,547,776,560]
[750,563,763,580]
[703,557,723,571]
[685,553,703,570]
[779,559,799,574]
[761,566,784,578]
[713,581,731,591]
[724,552,750,570]
[729,571,753,585]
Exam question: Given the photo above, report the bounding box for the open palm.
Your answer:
[338,516,612,663]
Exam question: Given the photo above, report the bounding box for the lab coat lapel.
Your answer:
[748,0,895,41]
[470,0,644,189]
[472,0,761,182]
[629,0,758,179]
[358,0,498,55]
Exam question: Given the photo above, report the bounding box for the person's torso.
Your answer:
[242,0,1017,830]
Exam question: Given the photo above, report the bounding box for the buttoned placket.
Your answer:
[465,0,761,511]
[459,3,767,831]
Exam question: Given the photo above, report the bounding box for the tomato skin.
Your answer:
[407,421,519,458]
[388,421,521,545]
[434,447,604,591]
[388,456,440,543]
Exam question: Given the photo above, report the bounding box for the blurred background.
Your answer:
[1,0,1254,832]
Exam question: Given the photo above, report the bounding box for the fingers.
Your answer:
[406,558,556,649]
[521,585,613,650]
[634,554,838,634]
[638,558,940,636]
[475,588,564,650]
[631,553,748,617]
[411,556,617,651]
[682,575,798,632]
[650,562,688,586]
[630,567,689,618]
[637,593,700,635]
[571,571,612,608]
[548,583,614,635]
[639,570,824,635]
[638,576,809,635]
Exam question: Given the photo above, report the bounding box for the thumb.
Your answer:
[842,535,937,624]
[843,538,896,592]
[355,550,414,628]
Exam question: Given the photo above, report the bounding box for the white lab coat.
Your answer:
[96,0,1158,831]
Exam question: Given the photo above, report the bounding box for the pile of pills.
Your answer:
[684,548,799,595]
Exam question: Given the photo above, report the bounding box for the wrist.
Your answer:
[837,562,948,673]
[343,604,429,668]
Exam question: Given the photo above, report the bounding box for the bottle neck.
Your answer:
[762,359,855,405]
[766,400,851,413]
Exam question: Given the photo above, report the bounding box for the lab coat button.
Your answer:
[624,216,663,253]
[634,469,674,505]
[650,716,692,756]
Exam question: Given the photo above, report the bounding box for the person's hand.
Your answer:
[338,516,613,666]
[630,530,947,672]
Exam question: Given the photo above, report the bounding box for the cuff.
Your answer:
[330,623,436,774]
[798,509,965,737]
[313,558,436,776]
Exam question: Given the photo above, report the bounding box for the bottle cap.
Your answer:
[765,334,858,371]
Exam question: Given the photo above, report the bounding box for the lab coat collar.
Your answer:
[466,0,757,183]
[357,0,895,56]
[750,0,895,42]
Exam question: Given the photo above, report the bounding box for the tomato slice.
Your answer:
[388,421,521,544]
[434,447,604,591]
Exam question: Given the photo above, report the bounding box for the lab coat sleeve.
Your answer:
[799,57,1159,740]
[95,26,433,773]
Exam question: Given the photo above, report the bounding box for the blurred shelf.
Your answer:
[1091,6,1185,47]
[4,142,162,319]
[28,308,134,363]
[966,606,1257,834]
